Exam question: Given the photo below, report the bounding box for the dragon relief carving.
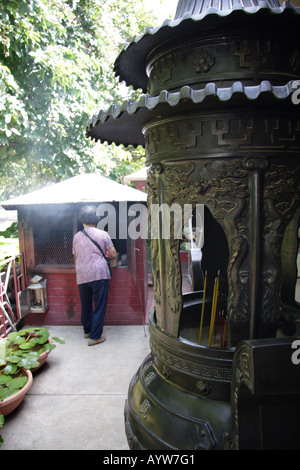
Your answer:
[161,164,195,324]
[147,163,196,335]
[147,165,162,321]
[147,157,300,343]
[262,164,300,329]
[193,160,250,332]
[229,342,253,450]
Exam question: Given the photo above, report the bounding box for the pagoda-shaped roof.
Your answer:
[86,0,300,148]
[114,0,300,92]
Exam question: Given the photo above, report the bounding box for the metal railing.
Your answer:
[0,254,25,338]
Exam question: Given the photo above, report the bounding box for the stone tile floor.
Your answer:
[0,324,150,450]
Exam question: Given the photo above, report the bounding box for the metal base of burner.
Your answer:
[124,305,234,450]
[124,295,300,450]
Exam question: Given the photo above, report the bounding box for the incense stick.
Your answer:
[198,270,207,344]
[197,269,229,348]
[220,310,224,348]
[208,278,217,346]
[222,318,229,348]
[208,270,220,347]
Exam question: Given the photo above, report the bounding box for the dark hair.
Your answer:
[79,205,99,225]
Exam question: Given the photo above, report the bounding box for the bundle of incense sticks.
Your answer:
[198,270,229,348]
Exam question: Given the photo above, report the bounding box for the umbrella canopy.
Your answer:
[1,173,147,210]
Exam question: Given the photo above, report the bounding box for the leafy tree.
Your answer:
[0,0,158,199]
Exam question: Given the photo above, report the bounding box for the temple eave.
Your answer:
[86,81,295,147]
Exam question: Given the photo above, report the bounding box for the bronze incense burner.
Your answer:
[87,0,300,450]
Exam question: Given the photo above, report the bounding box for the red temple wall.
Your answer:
[24,238,148,327]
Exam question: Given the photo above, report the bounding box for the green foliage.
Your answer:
[5,327,65,358]
[0,0,156,200]
[0,222,19,262]
[0,221,18,238]
[0,366,28,402]
[0,236,19,261]
[0,326,65,446]
[0,327,65,376]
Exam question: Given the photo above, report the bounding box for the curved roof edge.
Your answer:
[86,80,296,147]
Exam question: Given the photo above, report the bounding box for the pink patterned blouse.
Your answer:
[72,227,114,285]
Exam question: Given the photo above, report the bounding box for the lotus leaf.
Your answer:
[3,364,17,375]
[0,370,28,402]
[0,376,10,385]
[5,354,21,363]
[17,356,40,369]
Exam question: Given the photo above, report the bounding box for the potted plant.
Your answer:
[0,340,33,417]
[0,327,64,443]
[4,327,65,372]
[0,363,33,417]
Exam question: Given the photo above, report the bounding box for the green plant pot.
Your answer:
[0,369,33,417]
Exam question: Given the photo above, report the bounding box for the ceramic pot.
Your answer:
[0,369,33,417]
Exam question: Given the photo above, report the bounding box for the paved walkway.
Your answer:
[1,268,299,450]
[1,325,150,450]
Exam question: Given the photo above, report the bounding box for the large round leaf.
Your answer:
[18,356,40,369]
[6,376,28,389]
[3,364,17,375]
[5,355,21,364]
[19,339,36,350]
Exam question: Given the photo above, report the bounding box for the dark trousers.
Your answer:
[78,279,109,340]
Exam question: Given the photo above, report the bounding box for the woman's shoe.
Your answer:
[88,336,106,346]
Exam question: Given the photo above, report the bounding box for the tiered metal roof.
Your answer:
[86,0,300,148]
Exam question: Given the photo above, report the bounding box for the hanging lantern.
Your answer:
[27,275,48,313]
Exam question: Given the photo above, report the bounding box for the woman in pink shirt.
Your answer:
[73,205,117,346]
